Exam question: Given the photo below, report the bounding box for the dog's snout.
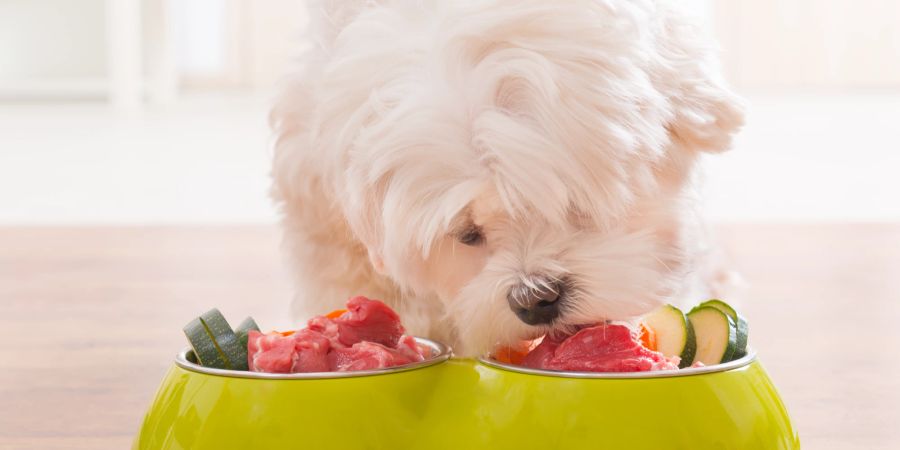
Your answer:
[507,279,564,325]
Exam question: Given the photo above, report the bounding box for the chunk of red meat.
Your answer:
[307,316,343,349]
[333,296,404,348]
[290,329,331,373]
[247,330,295,373]
[520,334,564,369]
[522,324,679,373]
[246,296,429,374]
[396,334,429,362]
[247,329,332,373]
[327,341,417,371]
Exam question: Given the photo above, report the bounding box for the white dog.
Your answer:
[271,0,744,356]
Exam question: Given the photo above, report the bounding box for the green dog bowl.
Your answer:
[134,340,799,450]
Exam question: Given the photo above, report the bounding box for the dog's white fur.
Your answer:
[271,0,744,356]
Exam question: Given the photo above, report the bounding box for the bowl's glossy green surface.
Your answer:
[134,347,799,450]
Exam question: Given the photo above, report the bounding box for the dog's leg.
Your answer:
[281,196,452,342]
[280,187,401,324]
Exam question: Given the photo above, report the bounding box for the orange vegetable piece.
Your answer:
[269,308,346,338]
[492,341,531,365]
[639,322,657,351]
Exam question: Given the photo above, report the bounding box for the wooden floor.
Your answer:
[1,225,898,449]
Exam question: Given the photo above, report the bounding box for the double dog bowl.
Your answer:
[133,338,799,449]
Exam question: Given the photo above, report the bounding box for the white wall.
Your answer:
[173,0,229,80]
[174,0,309,89]
[0,0,309,95]
[0,0,107,80]
[703,92,900,222]
[4,1,900,92]
[714,0,900,88]
[237,0,309,89]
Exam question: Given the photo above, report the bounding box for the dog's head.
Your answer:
[274,0,744,355]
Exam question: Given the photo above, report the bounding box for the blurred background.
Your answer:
[1,0,899,224]
[1,1,899,449]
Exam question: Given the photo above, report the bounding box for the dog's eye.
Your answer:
[457,226,485,246]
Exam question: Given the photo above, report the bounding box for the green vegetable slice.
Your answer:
[699,299,749,359]
[200,309,248,371]
[643,304,697,368]
[183,317,228,369]
[235,316,260,350]
[687,307,738,365]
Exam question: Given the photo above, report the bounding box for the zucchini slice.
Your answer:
[643,304,697,368]
[183,317,228,369]
[200,309,249,371]
[687,307,737,365]
[235,316,260,350]
[699,299,749,359]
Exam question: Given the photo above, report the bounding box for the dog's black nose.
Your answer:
[507,280,563,325]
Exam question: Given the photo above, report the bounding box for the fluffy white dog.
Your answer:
[271,0,744,356]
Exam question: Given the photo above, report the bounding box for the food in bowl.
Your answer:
[182,296,431,374]
[182,296,747,375]
[183,308,256,371]
[494,299,750,373]
[520,323,680,372]
[248,296,430,373]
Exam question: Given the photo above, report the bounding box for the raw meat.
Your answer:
[334,296,405,347]
[521,324,679,373]
[328,341,417,372]
[307,316,342,348]
[247,330,297,373]
[396,335,430,362]
[290,329,331,372]
[248,296,430,373]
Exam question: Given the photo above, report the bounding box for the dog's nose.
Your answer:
[507,280,563,325]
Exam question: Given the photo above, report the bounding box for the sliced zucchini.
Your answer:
[687,307,737,365]
[200,309,248,371]
[183,317,228,368]
[643,304,697,369]
[235,316,260,350]
[699,299,749,359]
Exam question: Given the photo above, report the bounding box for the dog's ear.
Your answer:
[655,7,746,154]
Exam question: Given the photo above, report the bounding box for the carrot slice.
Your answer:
[492,341,531,365]
[639,322,657,351]
[270,309,345,337]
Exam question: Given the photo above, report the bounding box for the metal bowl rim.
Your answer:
[477,349,757,379]
[174,337,452,379]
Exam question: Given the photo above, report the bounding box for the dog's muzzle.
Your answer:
[507,278,564,325]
